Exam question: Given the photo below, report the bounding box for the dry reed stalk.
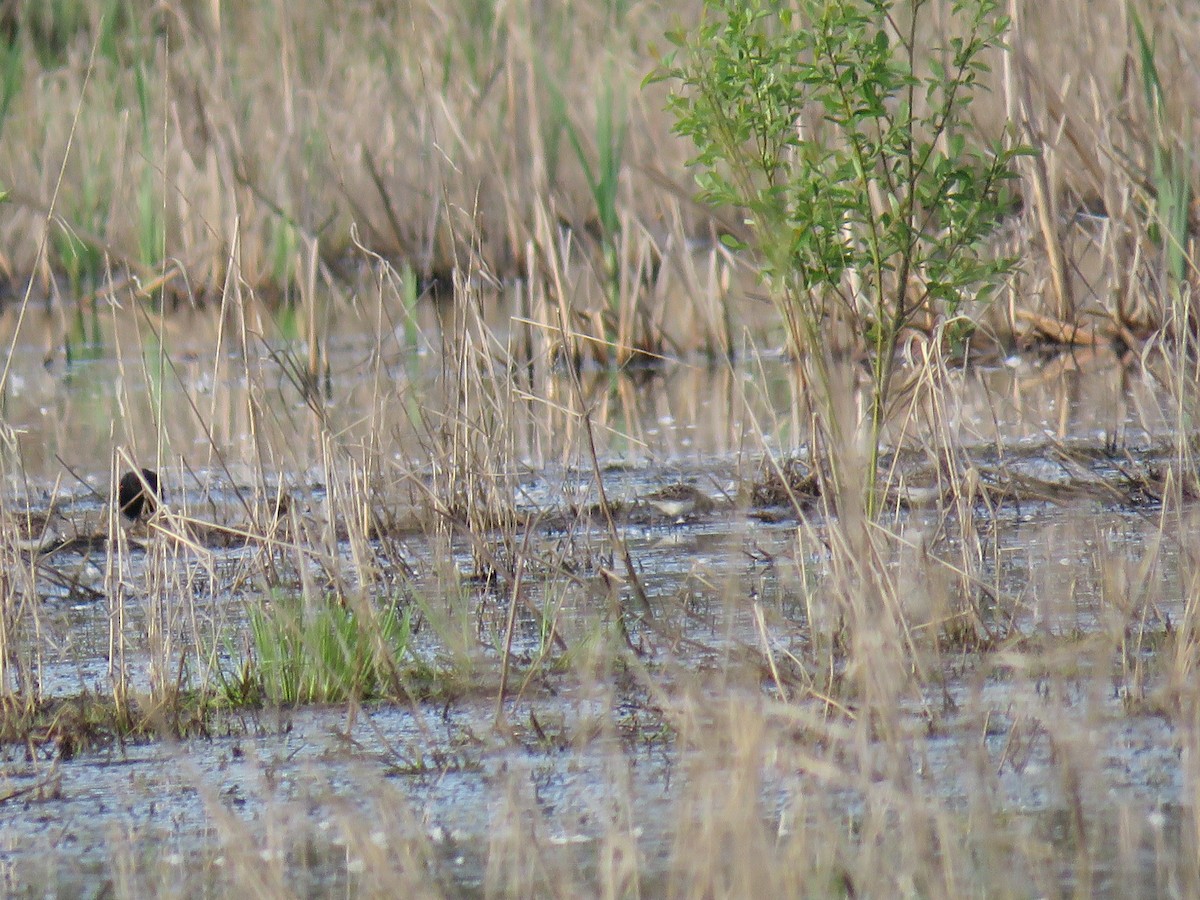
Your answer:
[1006,10,1077,326]
[16,1,1195,356]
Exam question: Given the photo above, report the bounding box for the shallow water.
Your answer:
[2,664,1191,895]
[0,304,1196,895]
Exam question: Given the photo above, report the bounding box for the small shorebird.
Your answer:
[118,468,160,522]
[11,505,67,554]
[642,483,714,521]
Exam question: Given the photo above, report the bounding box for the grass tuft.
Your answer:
[229,591,412,706]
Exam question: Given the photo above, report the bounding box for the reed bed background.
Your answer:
[0,0,1193,354]
[1,0,1200,897]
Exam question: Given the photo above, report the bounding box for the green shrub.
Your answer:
[656,0,1025,512]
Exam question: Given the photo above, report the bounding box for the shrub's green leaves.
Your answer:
[658,0,1027,511]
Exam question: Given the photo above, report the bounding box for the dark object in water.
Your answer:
[118,468,160,521]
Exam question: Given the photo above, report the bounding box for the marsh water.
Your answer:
[0,302,1196,896]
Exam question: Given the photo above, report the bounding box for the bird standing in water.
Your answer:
[118,468,160,522]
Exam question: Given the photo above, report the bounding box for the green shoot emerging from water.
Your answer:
[232,593,412,705]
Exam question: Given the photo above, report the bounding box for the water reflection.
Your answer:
[0,302,1176,492]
